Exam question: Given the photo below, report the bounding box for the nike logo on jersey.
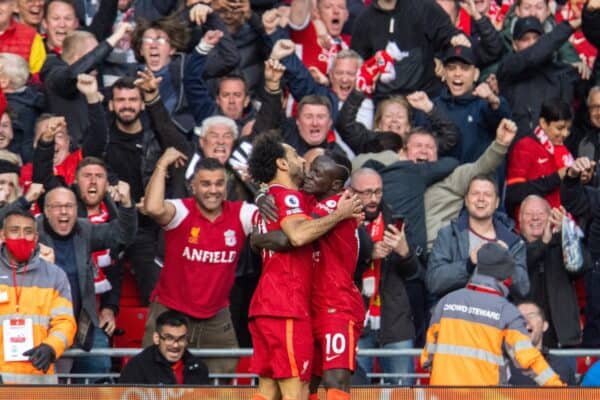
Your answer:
[325,354,341,362]
[537,158,549,164]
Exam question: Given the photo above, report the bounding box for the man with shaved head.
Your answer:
[349,167,418,384]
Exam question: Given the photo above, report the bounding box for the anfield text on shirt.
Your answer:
[182,247,237,263]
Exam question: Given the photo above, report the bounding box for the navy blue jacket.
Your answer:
[433,88,511,164]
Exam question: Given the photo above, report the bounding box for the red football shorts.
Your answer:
[312,317,361,377]
[249,317,313,382]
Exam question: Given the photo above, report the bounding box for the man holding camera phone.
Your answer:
[350,168,420,385]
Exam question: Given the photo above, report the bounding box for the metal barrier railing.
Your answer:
[57,348,600,385]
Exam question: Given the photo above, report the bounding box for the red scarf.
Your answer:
[362,213,385,330]
[89,202,112,294]
[171,359,184,384]
[533,125,574,168]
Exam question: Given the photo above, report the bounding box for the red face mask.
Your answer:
[5,238,36,263]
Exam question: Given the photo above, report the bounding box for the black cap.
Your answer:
[513,17,544,40]
[476,242,515,281]
[442,45,476,66]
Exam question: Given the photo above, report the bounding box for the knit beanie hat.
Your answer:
[476,242,515,281]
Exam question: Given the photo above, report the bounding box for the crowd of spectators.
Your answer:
[0,0,599,386]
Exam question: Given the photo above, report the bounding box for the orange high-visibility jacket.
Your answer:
[0,252,76,384]
[421,274,564,386]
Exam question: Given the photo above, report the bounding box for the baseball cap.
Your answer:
[513,17,544,40]
[442,45,476,66]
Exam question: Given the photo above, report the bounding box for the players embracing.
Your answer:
[248,131,365,400]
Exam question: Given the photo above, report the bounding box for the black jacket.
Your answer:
[6,85,45,163]
[525,234,584,347]
[582,4,600,85]
[74,190,123,316]
[119,345,209,385]
[567,114,600,187]
[469,15,505,69]
[40,41,114,147]
[335,90,459,156]
[357,204,419,345]
[364,157,459,254]
[252,89,347,156]
[350,0,459,98]
[497,22,579,136]
[561,175,600,260]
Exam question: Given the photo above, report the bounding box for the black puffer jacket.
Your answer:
[119,345,209,385]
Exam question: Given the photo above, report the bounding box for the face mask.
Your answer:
[5,238,36,263]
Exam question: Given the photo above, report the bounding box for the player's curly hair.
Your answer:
[249,131,286,184]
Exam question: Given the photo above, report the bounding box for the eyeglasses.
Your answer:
[46,203,76,211]
[351,187,383,197]
[158,333,188,345]
[142,37,170,45]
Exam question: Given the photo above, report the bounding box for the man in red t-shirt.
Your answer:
[247,133,362,400]
[143,148,258,374]
[289,0,350,76]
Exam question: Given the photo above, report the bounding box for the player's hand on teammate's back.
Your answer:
[256,194,278,222]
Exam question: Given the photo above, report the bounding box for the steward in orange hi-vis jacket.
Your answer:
[421,243,564,386]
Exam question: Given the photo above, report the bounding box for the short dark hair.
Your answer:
[405,127,438,148]
[191,157,226,178]
[2,210,36,228]
[155,310,189,332]
[467,174,498,196]
[44,0,76,20]
[325,150,351,183]
[76,157,107,176]
[111,77,141,97]
[248,131,286,184]
[539,98,573,123]
[217,74,248,96]
[375,131,404,152]
[131,17,190,63]
[515,0,548,6]
[514,299,547,321]
[297,95,332,116]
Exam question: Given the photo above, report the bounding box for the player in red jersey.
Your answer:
[247,133,362,400]
[303,152,364,400]
[255,151,364,400]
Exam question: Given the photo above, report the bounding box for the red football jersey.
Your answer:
[151,198,256,319]
[249,185,315,320]
[310,193,364,323]
[290,21,350,77]
[507,136,571,226]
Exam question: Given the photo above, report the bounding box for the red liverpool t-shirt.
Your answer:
[249,185,315,320]
[151,198,257,319]
[310,193,364,323]
[290,21,350,76]
[507,136,572,225]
